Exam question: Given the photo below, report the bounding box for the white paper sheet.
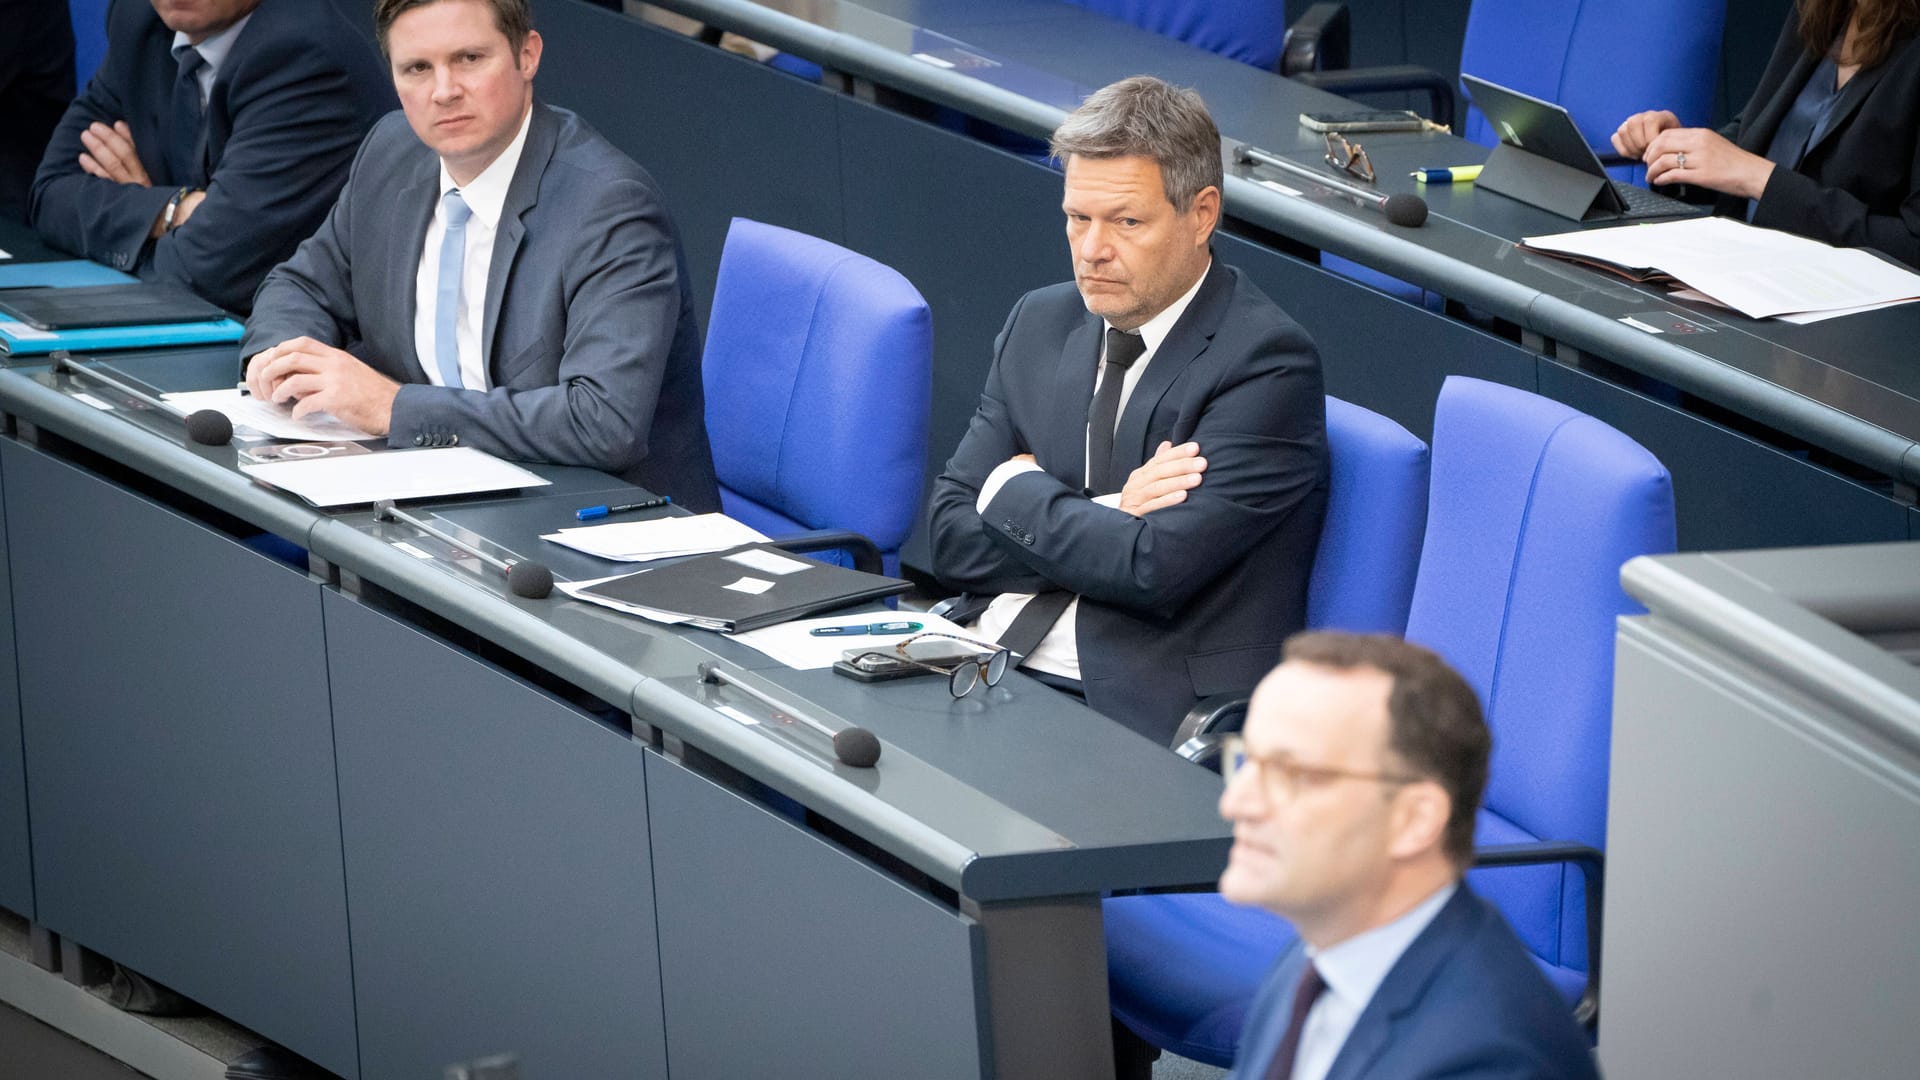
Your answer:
[240,446,549,507]
[557,572,710,628]
[161,387,374,442]
[1523,216,1920,320]
[540,513,768,561]
[728,609,977,670]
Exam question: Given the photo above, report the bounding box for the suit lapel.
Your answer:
[1805,61,1892,162]
[1110,259,1228,470]
[482,103,556,385]
[1324,887,1479,1080]
[394,153,440,383]
[1050,311,1101,490]
[1739,48,1820,154]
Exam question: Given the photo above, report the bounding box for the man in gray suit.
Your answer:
[243,0,718,511]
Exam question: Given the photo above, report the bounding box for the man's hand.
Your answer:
[1119,441,1205,517]
[1642,126,1776,200]
[246,337,402,436]
[78,121,152,187]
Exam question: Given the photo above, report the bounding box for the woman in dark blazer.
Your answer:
[1612,0,1920,267]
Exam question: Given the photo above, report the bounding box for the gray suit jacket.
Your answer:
[243,104,719,512]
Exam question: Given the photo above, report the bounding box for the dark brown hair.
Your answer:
[1798,0,1920,69]
[373,0,534,56]
[1282,631,1490,870]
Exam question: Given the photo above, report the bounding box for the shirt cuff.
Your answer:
[1091,492,1123,509]
[977,458,1044,515]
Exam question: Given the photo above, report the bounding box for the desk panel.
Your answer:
[2,439,357,1078]
[0,454,25,920]
[645,750,988,1079]
[326,590,668,1080]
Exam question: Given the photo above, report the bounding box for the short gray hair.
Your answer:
[1049,76,1223,212]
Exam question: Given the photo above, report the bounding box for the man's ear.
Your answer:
[1385,781,1451,862]
[1187,184,1221,247]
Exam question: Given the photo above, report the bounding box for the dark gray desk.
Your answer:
[556,0,1920,567]
[0,229,1229,1079]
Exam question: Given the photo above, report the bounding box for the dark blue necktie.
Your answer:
[167,46,209,186]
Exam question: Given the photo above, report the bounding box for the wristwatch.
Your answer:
[162,186,198,232]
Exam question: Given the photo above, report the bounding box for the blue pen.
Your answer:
[576,496,671,521]
[809,621,923,637]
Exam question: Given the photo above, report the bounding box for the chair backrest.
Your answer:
[70,0,111,92]
[1308,397,1429,635]
[1459,0,1726,165]
[1404,376,1675,976]
[1064,0,1288,70]
[701,219,932,569]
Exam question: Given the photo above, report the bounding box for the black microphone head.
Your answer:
[1382,193,1429,227]
[832,726,882,768]
[183,408,233,445]
[505,560,554,599]
[371,499,397,522]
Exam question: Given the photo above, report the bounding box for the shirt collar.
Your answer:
[171,11,252,73]
[438,105,534,232]
[1107,257,1211,357]
[1306,881,1458,1012]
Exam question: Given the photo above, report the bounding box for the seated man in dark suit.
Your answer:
[1222,632,1599,1080]
[929,75,1327,746]
[241,0,719,511]
[29,0,393,312]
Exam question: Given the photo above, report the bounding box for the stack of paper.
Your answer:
[240,446,549,507]
[730,610,975,670]
[1520,216,1920,322]
[162,388,374,442]
[541,513,768,561]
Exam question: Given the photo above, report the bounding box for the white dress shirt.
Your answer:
[1290,883,1458,1080]
[971,261,1211,680]
[412,107,533,393]
[170,13,253,106]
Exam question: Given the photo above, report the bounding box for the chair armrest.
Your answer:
[1172,692,1250,749]
[1280,2,1350,76]
[1173,731,1227,771]
[1473,841,1605,1030]
[1293,65,1456,131]
[767,529,884,575]
[928,593,990,626]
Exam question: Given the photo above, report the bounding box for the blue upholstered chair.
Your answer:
[1105,378,1675,1065]
[701,219,932,577]
[1065,0,1289,71]
[69,0,110,92]
[1303,396,1429,636]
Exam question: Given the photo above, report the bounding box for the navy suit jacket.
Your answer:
[928,260,1326,745]
[242,104,720,513]
[29,0,392,312]
[1719,17,1920,268]
[1230,888,1600,1080]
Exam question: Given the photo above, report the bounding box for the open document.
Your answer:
[162,387,375,442]
[1520,216,1920,320]
[541,513,768,562]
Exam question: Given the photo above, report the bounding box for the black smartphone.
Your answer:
[1298,109,1431,133]
[831,642,984,683]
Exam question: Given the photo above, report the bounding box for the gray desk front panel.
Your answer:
[1,439,357,1078]
[0,454,26,919]
[1604,630,1920,1079]
[326,591,668,1080]
[645,750,986,1080]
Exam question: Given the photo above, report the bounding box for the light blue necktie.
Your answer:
[434,190,473,389]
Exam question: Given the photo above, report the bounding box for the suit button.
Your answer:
[413,435,425,446]
[446,434,458,446]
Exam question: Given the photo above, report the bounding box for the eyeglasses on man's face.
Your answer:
[1222,734,1419,801]
[1323,131,1376,183]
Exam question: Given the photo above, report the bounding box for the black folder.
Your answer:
[0,283,230,330]
[579,543,910,633]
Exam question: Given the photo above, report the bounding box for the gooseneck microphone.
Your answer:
[697,661,882,768]
[55,354,234,445]
[371,498,555,599]
[1234,144,1430,227]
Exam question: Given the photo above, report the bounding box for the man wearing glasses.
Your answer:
[928,75,1328,746]
[1221,633,1598,1080]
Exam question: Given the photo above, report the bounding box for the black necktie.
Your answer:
[1088,326,1147,495]
[167,47,208,187]
[1262,962,1326,1080]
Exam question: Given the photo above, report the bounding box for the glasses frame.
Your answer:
[855,631,1009,698]
[1323,131,1377,183]
[1222,734,1420,801]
